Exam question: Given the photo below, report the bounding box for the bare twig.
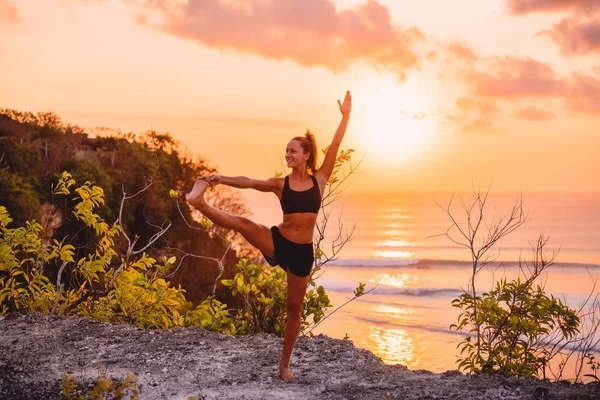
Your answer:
[435,184,528,364]
[313,155,361,269]
[175,197,228,244]
[131,221,172,256]
[50,261,68,315]
[164,244,233,296]
[304,284,379,335]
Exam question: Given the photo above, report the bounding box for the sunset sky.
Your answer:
[1,0,599,194]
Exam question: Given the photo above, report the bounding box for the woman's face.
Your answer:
[286,140,309,168]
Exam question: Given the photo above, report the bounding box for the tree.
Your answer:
[0,172,41,226]
[436,185,599,382]
[0,109,243,306]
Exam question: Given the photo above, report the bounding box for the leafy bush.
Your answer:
[452,277,579,376]
[0,172,335,337]
[222,260,333,336]
[0,172,189,329]
[0,206,56,314]
[222,259,288,335]
[63,370,139,400]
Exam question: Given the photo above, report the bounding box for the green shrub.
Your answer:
[222,260,333,337]
[451,277,579,376]
[1,172,335,337]
[63,370,139,400]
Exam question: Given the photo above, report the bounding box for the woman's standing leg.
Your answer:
[280,270,310,383]
[186,180,275,258]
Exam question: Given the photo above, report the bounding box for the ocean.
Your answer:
[243,190,600,380]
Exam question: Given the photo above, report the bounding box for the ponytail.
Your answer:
[292,130,318,173]
[304,131,318,173]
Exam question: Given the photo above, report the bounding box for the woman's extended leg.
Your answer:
[280,269,310,383]
[186,180,275,258]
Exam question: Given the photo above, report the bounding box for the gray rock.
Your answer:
[0,313,598,400]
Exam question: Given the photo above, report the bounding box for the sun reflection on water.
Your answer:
[369,273,418,288]
[368,326,414,365]
[384,213,412,220]
[381,222,412,229]
[374,250,415,258]
[375,235,417,259]
[378,229,410,237]
[379,240,415,247]
[375,304,414,319]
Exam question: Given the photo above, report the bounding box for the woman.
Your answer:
[186,90,352,382]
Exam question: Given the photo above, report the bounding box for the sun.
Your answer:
[352,80,436,165]
[357,99,433,164]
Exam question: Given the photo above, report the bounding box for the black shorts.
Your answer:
[262,226,314,278]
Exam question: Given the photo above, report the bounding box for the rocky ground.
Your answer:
[0,313,598,400]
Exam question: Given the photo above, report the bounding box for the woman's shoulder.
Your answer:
[268,176,286,189]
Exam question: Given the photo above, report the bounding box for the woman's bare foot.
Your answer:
[279,365,294,383]
[185,180,208,208]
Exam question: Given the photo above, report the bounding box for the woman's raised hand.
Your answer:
[337,90,352,116]
[201,174,222,186]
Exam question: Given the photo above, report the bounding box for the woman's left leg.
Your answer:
[186,180,275,258]
[279,269,310,383]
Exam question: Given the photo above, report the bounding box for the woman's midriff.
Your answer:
[278,213,317,244]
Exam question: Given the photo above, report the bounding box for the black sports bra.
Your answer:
[280,175,321,215]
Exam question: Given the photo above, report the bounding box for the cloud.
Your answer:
[472,57,568,99]
[537,17,600,56]
[567,72,600,114]
[437,42,478,83]
[446,114,494,134]
[463,56,600,113]
[456,97,499,116]
[126,0,425,81]
[465,59,600,114]
[461,117,494,134]
[425,51,438,61]
[506,1,600,57]
[447,42,477,63]
[0,0,21,21]
[514,106,556,121]
[505,0,597,14]
[446,53,600,133]
[447,97,498,134]
[399,110,427,120]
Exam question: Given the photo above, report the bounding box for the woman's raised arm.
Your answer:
[315,90,352,184]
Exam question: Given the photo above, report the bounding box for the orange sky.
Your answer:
[1,0,599,194]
